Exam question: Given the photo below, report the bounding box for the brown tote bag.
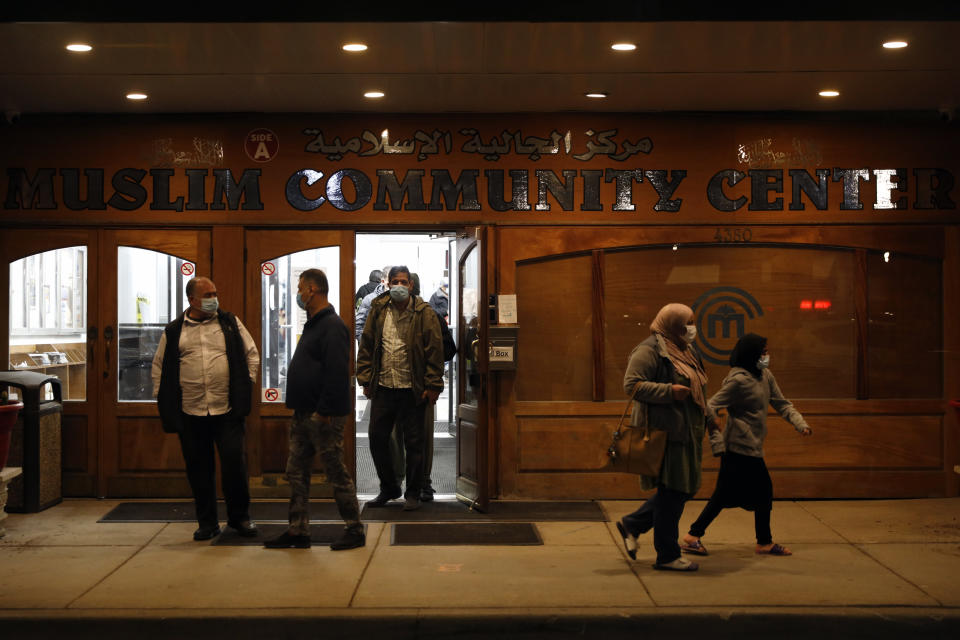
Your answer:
[606,381,667,476]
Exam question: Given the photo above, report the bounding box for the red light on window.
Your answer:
[814,300,832,310]
[800,300,813,310]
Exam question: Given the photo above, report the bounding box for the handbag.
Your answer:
[605,381,667,476]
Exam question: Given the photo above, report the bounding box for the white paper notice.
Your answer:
[498,294,517,324]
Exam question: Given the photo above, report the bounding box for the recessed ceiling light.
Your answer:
[611,43,636,51]
[66,43,92,52]
[126,92,148,101]
[819,90,840,98]
[585,92,608,99]
[343,43,368,52]
[882,40,908,49]
[363,91,385,99]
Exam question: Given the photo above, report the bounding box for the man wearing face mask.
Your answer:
[152,277,259,541]
[356,265,444,510]
[265,269,364,550]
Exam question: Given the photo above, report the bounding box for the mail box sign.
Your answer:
[488,326,519,371]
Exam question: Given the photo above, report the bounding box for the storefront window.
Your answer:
[117,247,193,401]
[603,245,858,400]
[9,247,87,401]
[260,247,340,403]
[867,252,941,398]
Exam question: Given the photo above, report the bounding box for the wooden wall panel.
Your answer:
[517,417,615,471]
[516,255,593,401]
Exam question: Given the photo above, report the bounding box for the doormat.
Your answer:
[390,522,541,546]
[98,501,341,523]
[211,523,367,546]
[360,500,606,522]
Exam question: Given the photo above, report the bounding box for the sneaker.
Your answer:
[420,487,435,502]
[615,520,638,560]
[330,527,366,551]
[263,531,311,549]
[653,557,699,572]
[403,497,421,511]
[366,488,402,507]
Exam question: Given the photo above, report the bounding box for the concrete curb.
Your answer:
[3,607,959,639]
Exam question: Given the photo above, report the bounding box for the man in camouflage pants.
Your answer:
[264,268,364,550]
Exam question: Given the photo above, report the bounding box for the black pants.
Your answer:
[688,451,774,545]
[177,413,251,528]
[369,387,425,499]
[688,501,772,545]
[621,485,691,565]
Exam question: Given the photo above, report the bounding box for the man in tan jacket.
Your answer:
[356,266,444,511]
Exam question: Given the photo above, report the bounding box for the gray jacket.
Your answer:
[623,334,717,443]
[708,367,809,458]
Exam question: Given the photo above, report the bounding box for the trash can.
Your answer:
[0,371,63,512]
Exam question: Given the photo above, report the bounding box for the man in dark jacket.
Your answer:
[151,277,259,541]
[264,268,364,550]
[354,269,382,309]
[356,265,444,511]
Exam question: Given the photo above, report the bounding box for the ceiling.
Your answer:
[2,19,960,119]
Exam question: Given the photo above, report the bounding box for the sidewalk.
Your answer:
[2,497,959,639]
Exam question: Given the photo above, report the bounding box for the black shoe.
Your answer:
[403,497,421,511]
[263,531,311,549]
[228,520,258,537]
[193,524,222,541]
[420,488,435,502]
[367,488,402,507]
[330,527,366,551]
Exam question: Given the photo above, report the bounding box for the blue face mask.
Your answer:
[757,354,770,370]
[200,297,218,314]
[389,285,410,303]
[296,290,312,310]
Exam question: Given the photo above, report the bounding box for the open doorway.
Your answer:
[354,232,458,499]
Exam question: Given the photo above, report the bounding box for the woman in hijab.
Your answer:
[615,303,720,572]
[680,333,812,557]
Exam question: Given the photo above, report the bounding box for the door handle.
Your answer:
[88,325,97,367]
[103,325,114,379]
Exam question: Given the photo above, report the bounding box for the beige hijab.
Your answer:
[650,303,708,410]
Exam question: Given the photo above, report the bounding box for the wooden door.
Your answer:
[1,229,99,496]
[455,227,490,510]
[99,229,211,497]
[244,230,355,497]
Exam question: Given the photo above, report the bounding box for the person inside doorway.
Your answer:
[354,265,391,342]
[356,266,444,510]
[428,279,449,325]
[151,277,259,541]
[355,269,383,310]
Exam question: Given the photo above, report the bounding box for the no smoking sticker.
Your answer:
[180,262,195,276]
[245,128,279,163]
[261,262,276,276]
[264,388,279,402]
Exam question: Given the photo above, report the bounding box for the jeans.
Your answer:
[621,485,691,565]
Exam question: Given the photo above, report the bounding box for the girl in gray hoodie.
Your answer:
[680,333,812,556]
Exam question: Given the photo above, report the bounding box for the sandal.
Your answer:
[756,543,792,556]
[680,539,709,556]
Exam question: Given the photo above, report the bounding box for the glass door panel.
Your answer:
[260,247,340,404]
[116,247,194,402]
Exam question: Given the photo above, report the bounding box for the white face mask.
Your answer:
[757,354,770,370]
[684,325,697,343]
